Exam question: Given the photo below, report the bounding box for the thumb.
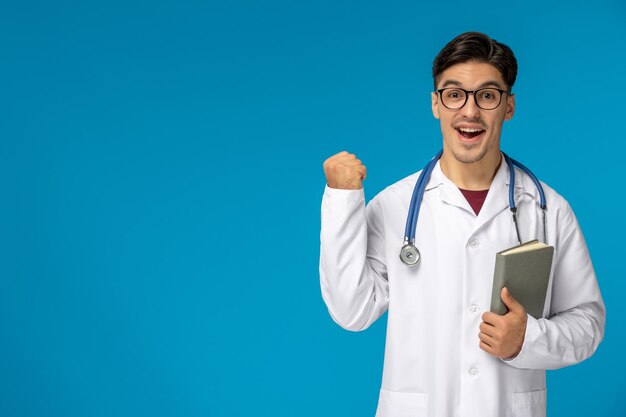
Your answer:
[501,287,525,314]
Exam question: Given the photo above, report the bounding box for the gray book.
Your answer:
[490,240,554,319]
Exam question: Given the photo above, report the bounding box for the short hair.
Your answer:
[432,32,518,92]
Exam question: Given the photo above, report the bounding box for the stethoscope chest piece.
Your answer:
[400,243,420,265]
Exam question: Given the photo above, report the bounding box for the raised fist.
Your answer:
[323,151,367,190]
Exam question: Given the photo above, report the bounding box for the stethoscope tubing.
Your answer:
[404,150,442,244]
[503,153,547,208]
[502,152,547,243]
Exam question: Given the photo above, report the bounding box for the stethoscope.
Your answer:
[399,151,547,265]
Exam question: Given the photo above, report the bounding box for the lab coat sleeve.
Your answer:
[503,204,606,370]
[319,185,389,331]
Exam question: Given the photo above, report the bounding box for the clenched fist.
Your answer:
[323,151,367,190]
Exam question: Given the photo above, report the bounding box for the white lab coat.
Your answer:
[319,156,605,417]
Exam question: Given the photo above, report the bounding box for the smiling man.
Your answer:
[319,32,605,417]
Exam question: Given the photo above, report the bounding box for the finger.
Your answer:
[336,152,357,160]
[479,322,496,337]
[324,153,345,169]
[343,158,364,166]
[501,287,525,314]
[328,151,353,162]
[479,331,496,345]
[354,165,366,179]
[479,340,496,355]
[324,154,359,171]
[481,311,503,326]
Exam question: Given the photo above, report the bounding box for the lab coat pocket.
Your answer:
[375,389,428,417]
[513,389,546,417]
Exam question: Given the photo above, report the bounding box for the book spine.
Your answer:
[491,254,508,315]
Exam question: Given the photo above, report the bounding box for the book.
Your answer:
[489,240,554,319]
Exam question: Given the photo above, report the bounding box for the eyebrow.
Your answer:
[440,79,505,90]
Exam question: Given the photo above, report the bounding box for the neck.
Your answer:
[440,151,502,190]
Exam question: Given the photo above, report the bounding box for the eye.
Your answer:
[445,89,465,100]
[478,89,498,101]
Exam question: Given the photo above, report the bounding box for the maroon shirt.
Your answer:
[458,188,489,215]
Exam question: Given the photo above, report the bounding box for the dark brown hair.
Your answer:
[432,32,517,91]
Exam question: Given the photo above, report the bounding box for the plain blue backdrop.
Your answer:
[1,0,624,416]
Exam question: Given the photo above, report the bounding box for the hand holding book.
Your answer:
[479,287,528,359]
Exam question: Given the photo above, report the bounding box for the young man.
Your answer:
[319,32,605,417]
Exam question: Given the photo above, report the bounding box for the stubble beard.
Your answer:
[450,141,490,164]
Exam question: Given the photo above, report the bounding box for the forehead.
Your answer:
[437,62,506,89]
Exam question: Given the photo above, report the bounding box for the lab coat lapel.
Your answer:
[474,156,525,233]
[428,155,526,227]
[429,162,474,214]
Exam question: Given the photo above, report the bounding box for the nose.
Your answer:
[459,92,481,118]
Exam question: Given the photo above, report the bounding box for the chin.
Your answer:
[450,145,489,164]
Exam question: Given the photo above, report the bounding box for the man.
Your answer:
[319,32,605,417]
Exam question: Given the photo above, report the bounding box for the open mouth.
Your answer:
[455,127,485,140]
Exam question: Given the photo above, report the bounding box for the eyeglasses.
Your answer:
[436,87,509,110]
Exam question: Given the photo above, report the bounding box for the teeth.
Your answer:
[458,127,483,133]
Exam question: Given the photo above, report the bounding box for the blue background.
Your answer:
[1,0,624,415]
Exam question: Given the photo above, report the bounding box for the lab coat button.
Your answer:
[469,367,479,376]
[469,238,480,248]
[470,305,479,313]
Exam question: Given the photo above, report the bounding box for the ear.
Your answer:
[431,91,440,120]
[504,93,515,121]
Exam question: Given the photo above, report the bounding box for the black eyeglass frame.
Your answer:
[435,87,511,110]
